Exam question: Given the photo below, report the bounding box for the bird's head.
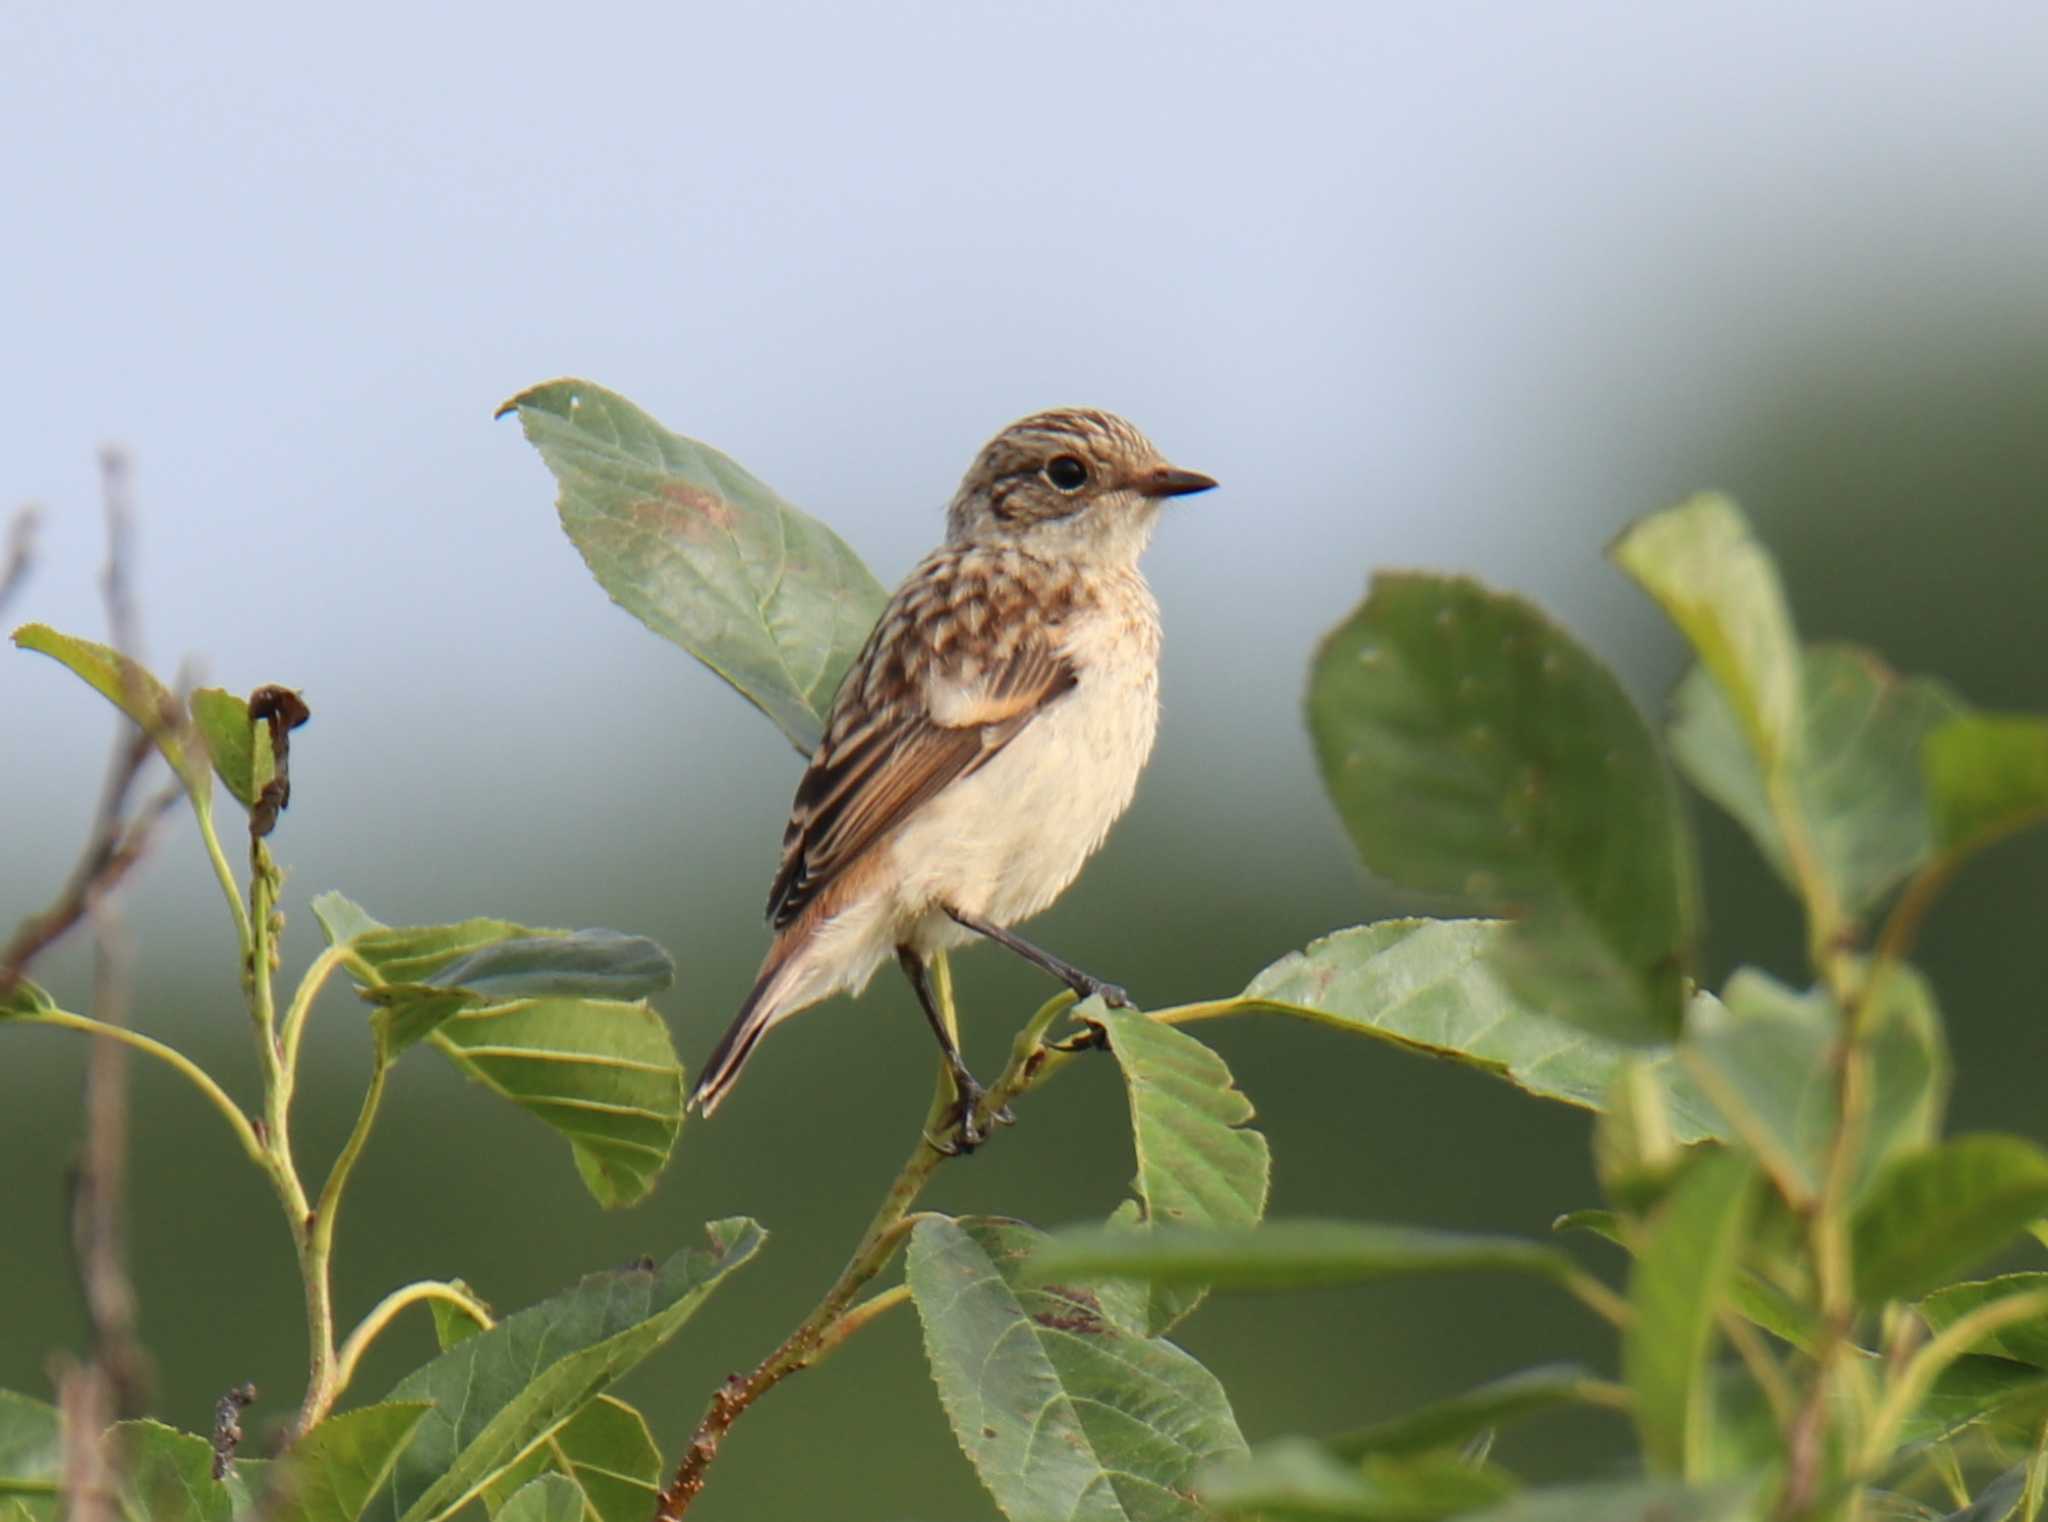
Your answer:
[945,408,1216,563]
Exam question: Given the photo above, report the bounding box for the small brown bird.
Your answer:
[688,409,1215,1147]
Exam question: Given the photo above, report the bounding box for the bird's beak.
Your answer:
[1137,464,1219,498]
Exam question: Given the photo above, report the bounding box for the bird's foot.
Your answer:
[1074,976,1128,1009]
[925,1072,1014,1156]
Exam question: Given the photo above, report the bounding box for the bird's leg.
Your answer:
[897,947,1009,1154]
[942,906,1130,1010]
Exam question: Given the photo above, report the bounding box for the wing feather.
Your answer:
[765,556,1079,929]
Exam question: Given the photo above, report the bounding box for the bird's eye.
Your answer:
[1043,455,1088,493]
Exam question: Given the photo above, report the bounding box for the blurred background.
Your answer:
[5,2,2045,1515]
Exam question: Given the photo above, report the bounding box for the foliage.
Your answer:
[8,382,2048,1522]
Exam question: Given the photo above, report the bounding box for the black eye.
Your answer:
[1043,455,1088,493]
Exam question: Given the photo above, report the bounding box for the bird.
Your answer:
[686,408,1216,1149]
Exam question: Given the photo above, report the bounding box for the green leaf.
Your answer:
[1853,1137,2048,1304]
[268,1403,433,1522]
[500,378,888,755]
[189,687,262,809]
[493,1476,588,1522]
[422,932,674,1002]
[1031,1219,1578,1293]
[430,995,685,1208]
[1201,1439,1514,1520]
[366,1218,762,1522]
[1683,965,1948,1208]
[908,1215,1246,1522]
[1308,577,1697,1042]
[1925,714,2048,862]
[1457,1479,1756,1522]
[481,1398,660,1522]
[1624,1149,1757,1479]
[1669,646,1966,920]
[1611,494,1801,773]
[1093,1008,1270,1335]
[0,1391,60,1521]
[1933,1462,2028,1522]
[1239,919,1724,1142]
[13,624,212,801]
[428,1282,491,1351]
[1681,974,1833,1203]
[1902,1356,2048,1447]
[1326,1364,1615,1460]
[1920,1275,2048,1370]
[311,891,385,948]
[110,1421,258,1522]
[319,907,685,1204]
[0,978,56,1019]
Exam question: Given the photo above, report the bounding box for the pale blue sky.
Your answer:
[8,0,2048,978]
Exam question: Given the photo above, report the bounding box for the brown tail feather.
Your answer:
[690,935,804,1116]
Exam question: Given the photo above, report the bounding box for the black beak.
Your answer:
[1138,464,1219,498]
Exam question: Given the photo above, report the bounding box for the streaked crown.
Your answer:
[944,409,1215,557]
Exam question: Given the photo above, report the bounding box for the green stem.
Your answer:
[189,794,253,954]
[330,1279,495,1400]
[34,1008,264,1164]
[268,946,346,1196]
[655,983,1082,1520]
[1560,1267,1631,1328]
[809,1284,913,1371]
[1860,1291,2048,1472]
[294,1051,393,1434]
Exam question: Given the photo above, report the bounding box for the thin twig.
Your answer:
[653,986,1081,1519]
[0,502,37,618]
[211,1382,258,1479]
[53,449,157,1521]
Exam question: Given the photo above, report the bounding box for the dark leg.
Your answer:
[898,947,1007,1154]
[943,907,1130,1009]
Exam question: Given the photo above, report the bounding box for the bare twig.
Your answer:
[211,1382,258,1479]
[654,988,1078,1519]
[37,448,159,1518]
[0,502,37,618]
[0,456,181,1001]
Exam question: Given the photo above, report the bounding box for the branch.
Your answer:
[653,985,1082,1519]
[0,502,37,619]
[53,448,156,1521]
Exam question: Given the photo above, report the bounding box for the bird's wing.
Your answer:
[766,568,1078,930]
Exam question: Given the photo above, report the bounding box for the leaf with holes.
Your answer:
[500,379,888,754]
[909,1215,1246,1522]
[1092,1008,1269,1335]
